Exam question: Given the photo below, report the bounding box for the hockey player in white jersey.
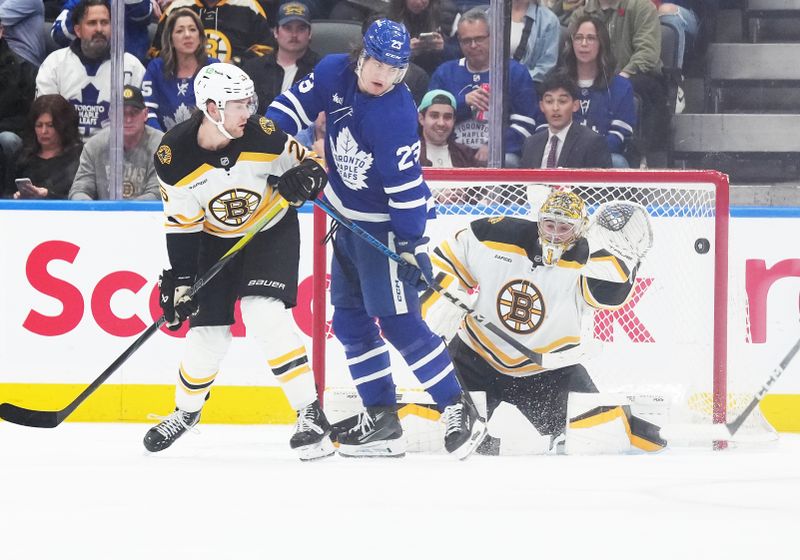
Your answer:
[266,19,487,459]
[422,190,666,454]
[143,63,334,460]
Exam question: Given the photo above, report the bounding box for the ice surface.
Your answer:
[2,422,799,559]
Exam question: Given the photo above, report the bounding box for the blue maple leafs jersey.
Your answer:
[266,54,434,242]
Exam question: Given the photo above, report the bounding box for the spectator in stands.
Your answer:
[0,0,46,67]
[0,18,35,193]
[562,14,636,167]
[552,0,584,25]
[52,0,152,62]
[658,1,699,68]
[510,0,560,87]
[68,85,162,200]
[143,8,218,132]
[244,2,320,115]
[9,94,82,199]
[568,0,666,151]
[151,0,275,66]
[418,89,478,167]
[37,0,146,139]
[428,7,539,167]
[387,0,460,75]
[521,70,611,168]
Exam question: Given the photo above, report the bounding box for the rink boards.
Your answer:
[0,201,799,429]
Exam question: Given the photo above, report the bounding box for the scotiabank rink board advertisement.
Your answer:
[1,201,799,429]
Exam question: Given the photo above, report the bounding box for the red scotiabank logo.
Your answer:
[593,278,654,343]
[22,240,323,339]
[746,258,800,343]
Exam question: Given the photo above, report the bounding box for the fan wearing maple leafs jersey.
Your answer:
[266,19,487,459]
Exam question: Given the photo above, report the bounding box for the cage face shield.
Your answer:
[537,191,587,266]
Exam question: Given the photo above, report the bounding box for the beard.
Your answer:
[81,34,110,60]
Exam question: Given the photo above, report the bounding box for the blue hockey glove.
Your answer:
[396,237,434,291]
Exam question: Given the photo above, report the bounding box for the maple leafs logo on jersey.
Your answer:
[331,127,372,191]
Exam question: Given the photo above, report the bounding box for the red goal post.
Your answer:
[311,168,732,427]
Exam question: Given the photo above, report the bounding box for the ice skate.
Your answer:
[442,393,487,460]
[337,406,406,458]
[143,408,201,452]
[290,400,335,461]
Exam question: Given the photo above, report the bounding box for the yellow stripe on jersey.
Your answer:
[589,253,628,282]
[438,240,477,289]
[580,276,632,311]
[482,240,528,257]
[238,152,279,163]
[420,273,458,318]
[557,259,584,269]
[175,163,216,188]
[165,209,205,230]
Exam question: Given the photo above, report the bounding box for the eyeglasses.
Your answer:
[572,34,598,45]
[458,34,489,47]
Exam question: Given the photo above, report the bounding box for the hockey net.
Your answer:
[312,168,777,447]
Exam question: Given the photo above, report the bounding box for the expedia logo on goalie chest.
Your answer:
[209,189,262,226]
[496,279,545,334]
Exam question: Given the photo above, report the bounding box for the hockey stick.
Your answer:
[659,335,800,442]
[0,197,290,428]
[312,197,543,366]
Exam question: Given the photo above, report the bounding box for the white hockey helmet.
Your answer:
[537,190,587,266]
[194,62,257,139]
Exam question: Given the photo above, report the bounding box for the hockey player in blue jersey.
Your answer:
[266,19,487,459]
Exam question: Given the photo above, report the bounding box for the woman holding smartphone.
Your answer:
[9,94,83,199]
[388,0,460,74]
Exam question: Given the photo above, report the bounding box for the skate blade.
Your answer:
[338,437,407,458]
[452,421,488,461]
[296,436,336,461]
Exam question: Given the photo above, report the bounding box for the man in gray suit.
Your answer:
[521,70,611,169]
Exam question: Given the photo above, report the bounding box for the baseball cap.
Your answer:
[278,2,311,26]
[418,89,457,113]
[123,85,146,110]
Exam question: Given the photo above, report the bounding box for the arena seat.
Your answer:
[311,20,363,58]
[744,0,800,42]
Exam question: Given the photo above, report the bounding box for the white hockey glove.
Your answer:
[421,273,469,341]
[589,201,654,262]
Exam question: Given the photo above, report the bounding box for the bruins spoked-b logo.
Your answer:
[209,189,261,226]
[496,279,544,334]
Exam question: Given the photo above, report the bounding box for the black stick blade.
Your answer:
[0,403,62,428]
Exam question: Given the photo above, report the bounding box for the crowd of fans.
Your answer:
[0,0,708,199]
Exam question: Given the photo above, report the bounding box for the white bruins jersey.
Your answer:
[155,113,320,239]
[425,217,637,377]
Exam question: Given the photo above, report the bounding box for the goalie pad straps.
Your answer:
[567,405,666,454]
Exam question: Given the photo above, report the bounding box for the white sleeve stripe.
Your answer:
[384,176,423,194]
[353,367,393,386]
[609,130,625,141]
[325,187,390,222]
[510,124,531,137]
[270,101,303,132]
[510,114,536,126]
[346,344,389,365]
[283,90,313,127]
[420,364,455,390]
[407,342,446,370]
[611,120,634,133]
[388,197,427,209]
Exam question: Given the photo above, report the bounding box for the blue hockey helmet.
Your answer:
[362,19,411,68]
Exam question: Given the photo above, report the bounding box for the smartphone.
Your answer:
[15,178,34,191]
[419,32,438,41]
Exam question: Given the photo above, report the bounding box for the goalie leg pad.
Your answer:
[240,296,317,410]
[175,326,232,412]
[565,392,667,454]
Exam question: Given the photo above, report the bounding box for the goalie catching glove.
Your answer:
[159,269,199,331]
[588,201,653,262]
[396,237,435,291]
[276,159,327,207]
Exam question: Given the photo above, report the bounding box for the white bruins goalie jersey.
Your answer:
[424,216,638,377]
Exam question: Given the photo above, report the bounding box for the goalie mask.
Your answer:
[194,63,257,140]
[357,19,411,89]
[537,191,587,266]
